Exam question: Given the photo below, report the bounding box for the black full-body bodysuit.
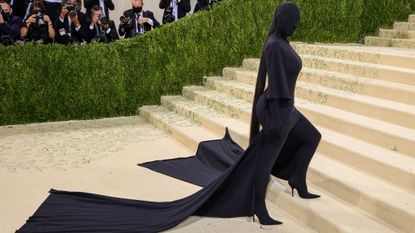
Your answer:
[16,2,320,233]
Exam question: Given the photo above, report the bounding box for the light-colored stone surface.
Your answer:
[365,36,415,49]
[140,41,415,232]
[0,116,315,233]
[364,14,415,49]
[139,103,402,233]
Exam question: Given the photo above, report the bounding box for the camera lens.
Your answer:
[68,10,77,17]
[100,16,109,25]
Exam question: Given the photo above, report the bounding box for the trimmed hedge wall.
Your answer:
[0,0,414,125]
[361,0,413,36]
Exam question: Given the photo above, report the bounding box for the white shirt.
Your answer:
[169,0,178,21]
[100,0,106,17]
[59,16,81,33]
[135,11,154,35]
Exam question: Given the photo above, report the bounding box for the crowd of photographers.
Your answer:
[0,0,222,45]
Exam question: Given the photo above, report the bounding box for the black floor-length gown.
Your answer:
[16,2,320,232]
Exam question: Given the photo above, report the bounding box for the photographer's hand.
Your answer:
[90,15,99,28]
[137,18,148,25]
[101,22,109,30]
[71,14,80,27]
[25,15,36,27]
[43,15,52,25]
[60,6,69,19]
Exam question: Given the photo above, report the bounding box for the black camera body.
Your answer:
[92,30,108,43]
[65,3,77,17]
[35,12,46,26]
[65,3,76,12]
[119,15,132,28]
[0,34,14,46]
[100,16,109,25]
[163,7,175,24]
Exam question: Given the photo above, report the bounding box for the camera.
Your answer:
[91,30,108,43]
[119,15,132,28]
[35,12,46,25]
[65,3,75,12]
[64,3,77,17]
[100,16,109,25]
[162,7,175,24]
[0,34,13,46]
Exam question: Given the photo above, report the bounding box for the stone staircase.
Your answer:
[365,14,415,48]
[138,42,415,232]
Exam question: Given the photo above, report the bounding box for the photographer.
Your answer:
[85,5,117,43]
[0,1,23,45]
[159,0,190,24]
[20,1,55,43]
[119,0,159,38]
[194,0,221,13]
[4,0,26,19]
[84,0,113,19]
[54,0,87,44]
[43,0,62,23]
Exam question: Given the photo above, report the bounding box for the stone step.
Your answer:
[393,22,415,31]
[317,127,415,193]
[409,14,415,23]
[299,68,415,106]
[182,86,415,158]
[310,154,415,233]
[292,42,415,70]
[243,55,415,86]
[300,55,415,86]
[379,29,415,39]
[365,36,415,49]
[204,76,254,103]
[139,105,218,152]
[182,86,252,123]
[139,105,398,233]
[162,94,415,193]
[206,75,415,130]
[298,99,415,158]
[295,81,415,130]
[223,67,415,106]
[160,95,250,148]
[206,78,415,156]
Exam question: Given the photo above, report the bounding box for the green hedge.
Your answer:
[0,0,413,125]
[361,0,413,36]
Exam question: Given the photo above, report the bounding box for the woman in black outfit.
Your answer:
[251,2,321,200]
[16,2,320,232]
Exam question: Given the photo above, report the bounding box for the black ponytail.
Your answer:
[249,5,279,144]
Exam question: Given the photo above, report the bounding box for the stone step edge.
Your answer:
[205,75,415,133]
[161,94,415,194]
[138,105,398,233]
[221,66,415,107]
[181,85,415,158]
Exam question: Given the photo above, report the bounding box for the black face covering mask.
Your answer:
[275,2,301,39]
[133,6,142,13]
